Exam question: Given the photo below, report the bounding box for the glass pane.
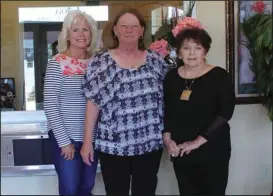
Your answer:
[47,31,59,59]
[23,31,36,111]
[36,30,60,111]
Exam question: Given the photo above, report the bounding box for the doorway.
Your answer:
[23,23,62,110]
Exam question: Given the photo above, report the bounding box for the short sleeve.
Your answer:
[149,50,169,81]
[82,52,114,108]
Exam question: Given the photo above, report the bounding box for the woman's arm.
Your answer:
[162,70,181,156]
[83,99,100,146]
[44,60,71,147]
[81,99,100,165]
[162,71,173,137]
[198,69,235,141]
[81,53,103,165]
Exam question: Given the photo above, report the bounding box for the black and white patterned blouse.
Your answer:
[82,50,169,156]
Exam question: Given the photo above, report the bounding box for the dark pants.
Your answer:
[48,131,98,196]
[98,149,163,196]
[172,146,230,196]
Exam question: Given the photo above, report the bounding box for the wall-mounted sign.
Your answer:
[18,6,108,23]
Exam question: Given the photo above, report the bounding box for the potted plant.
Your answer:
[240,0,272,121]
[241,2,272,194]
[149,1,199,68]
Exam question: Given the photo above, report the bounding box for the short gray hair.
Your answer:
[57,10,98,56]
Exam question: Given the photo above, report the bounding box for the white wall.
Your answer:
[227,105,272,195]
[1,1,272,195]
[196,1,226,68]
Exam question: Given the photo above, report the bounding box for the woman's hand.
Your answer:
[178,140,200,157]
[61,144,76,160]
[163,133,180,157]
[178,136,207,157]
[166,139,181,157]
[80,143,94,166]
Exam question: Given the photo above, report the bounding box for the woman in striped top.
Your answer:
[43,10,98,196]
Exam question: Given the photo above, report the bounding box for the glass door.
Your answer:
[23,23,62,110]
[23,31,35,110]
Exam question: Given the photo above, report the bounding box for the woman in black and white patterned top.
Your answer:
[43,10,98,196]
[81,8,168,196]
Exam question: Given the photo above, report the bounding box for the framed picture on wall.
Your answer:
[225,1,272,104]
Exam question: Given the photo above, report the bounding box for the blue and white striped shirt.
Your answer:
[44,54,95,147]
[82,50,169,156]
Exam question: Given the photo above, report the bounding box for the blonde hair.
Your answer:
[57,10,98,56]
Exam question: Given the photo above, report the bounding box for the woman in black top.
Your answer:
[163,27,235,196]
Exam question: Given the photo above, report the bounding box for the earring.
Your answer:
[139,35,143,40]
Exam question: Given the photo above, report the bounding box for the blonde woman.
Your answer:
[44,10,98,196]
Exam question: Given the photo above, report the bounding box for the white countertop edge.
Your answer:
[1,111,47,124]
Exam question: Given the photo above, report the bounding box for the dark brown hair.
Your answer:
[102,21,115,49]
[110,8,146,50]
[175,27,212,55]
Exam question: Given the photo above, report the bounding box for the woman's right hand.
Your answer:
[165,139,180,157]
[61,144,76,160]
[80,143,94,166]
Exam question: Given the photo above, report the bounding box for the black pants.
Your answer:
[173,147,230,196]
[98,149,163,196]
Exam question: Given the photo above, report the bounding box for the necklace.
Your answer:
[180,80,194,101]
[116,49,139,69]
[180,66,203,101]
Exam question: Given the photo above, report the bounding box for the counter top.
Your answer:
[1,111,48,135]
[1,123,47,136]
[1,111,47,124]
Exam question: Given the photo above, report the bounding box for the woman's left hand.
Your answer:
[178,140,200,157]
[178,136,208,157]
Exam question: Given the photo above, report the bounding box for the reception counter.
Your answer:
[1,111,101,178]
